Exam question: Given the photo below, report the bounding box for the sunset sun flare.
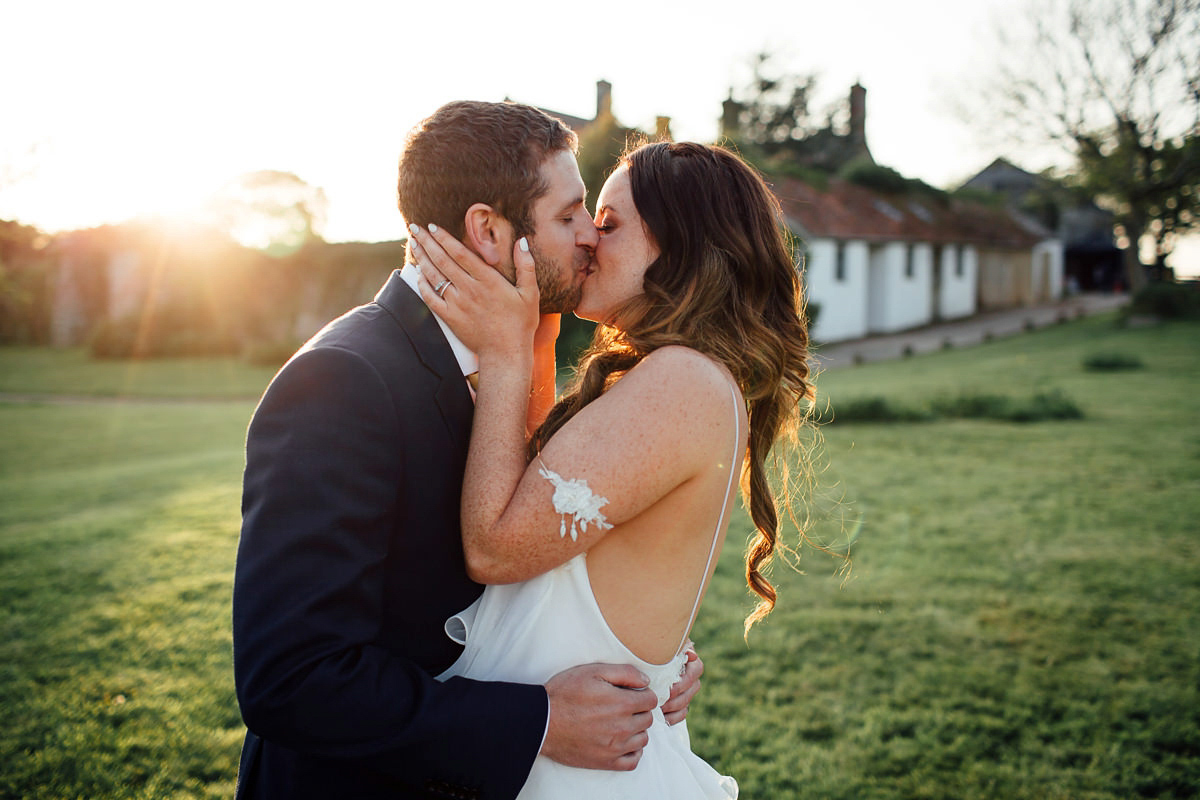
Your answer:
[2,0,1195,274]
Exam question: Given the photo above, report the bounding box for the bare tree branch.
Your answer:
[965,0,1199,286]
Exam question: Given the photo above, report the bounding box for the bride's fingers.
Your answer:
[415,266,451,314]
[409,238,449,291]
[418,222,500,284]
[513,237,539,304]
[408,223,475,285]
[427,222,507,284]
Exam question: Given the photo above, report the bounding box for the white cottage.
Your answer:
[772,176,1059,342]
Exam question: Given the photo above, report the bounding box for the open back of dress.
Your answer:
[437,380,742,800]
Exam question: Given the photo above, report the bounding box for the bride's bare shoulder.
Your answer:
[641,345,733,383]
[612,346,739,412]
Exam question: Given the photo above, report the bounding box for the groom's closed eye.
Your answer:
[559,202,586,224]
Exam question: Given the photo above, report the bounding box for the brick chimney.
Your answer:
[720,89,742,139]
[849,83,866,147]
[655,116,672,141]
[596,79,612,120]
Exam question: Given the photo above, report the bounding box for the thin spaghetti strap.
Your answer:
[674,379,742,656]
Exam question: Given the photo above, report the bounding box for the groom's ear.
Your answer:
[462,203,513,267]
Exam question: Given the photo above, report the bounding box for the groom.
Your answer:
[232,101,699,799]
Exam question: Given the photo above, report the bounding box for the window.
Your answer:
[905,244,915,278]
[954,246,964,277]
[835,241,846,282]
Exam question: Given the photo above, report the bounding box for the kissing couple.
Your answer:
[232,100,813,799]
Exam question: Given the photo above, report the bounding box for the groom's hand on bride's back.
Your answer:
[541,663,658,771]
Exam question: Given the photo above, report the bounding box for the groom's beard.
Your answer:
[532,240,589,314]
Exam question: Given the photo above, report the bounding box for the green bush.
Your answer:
[936,389,1083,422]
[839,159,949,202]
[930,392,1014,419]
[1006,388,1085,422]
[0,257,52,344]
[1127,282,1200,320]
[90,314,240,359]
[804,301,821,333]
[830,389,1083,424]
[242,338,301,368]
[828,396,935,423]
[555,315,597,369]
[1083,352,1145,371]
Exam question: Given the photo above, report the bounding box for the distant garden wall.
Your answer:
[36,224,405,360]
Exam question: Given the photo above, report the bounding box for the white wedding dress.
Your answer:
[437,382,742,799]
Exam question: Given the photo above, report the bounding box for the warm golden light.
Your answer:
[2,0,1196,275]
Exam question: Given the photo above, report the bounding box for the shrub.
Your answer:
[1127,282,1200,320]
[804,301,821,333]
[839,159,949,201]
[90,314,239,359]
[934,389,1083,423]
[0,257,52,344]
[828,396,935,423]
[1007,389,1084,422]
[1083,352,1144,371]
[242,339,301,368]
[931,392,1013,419]
[555,315,596,368]
[90,316,147,358]
[829,389,1083,424]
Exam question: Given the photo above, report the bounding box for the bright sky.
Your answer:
[3,0,1196,274]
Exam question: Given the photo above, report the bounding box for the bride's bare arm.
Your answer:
[468,349,733,582]
[412,224,734,585]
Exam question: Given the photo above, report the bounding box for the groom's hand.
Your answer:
[542,663,657,771]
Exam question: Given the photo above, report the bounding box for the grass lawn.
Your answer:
[0,347,278,399]
[2,314,1198,799]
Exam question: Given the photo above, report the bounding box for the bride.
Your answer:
[409,141,813,798]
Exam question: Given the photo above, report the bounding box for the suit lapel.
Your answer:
[374,271,474,449]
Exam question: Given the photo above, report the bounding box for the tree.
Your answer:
[1076,123,1198,279]
[576,110,643,214]
[976,0,1200,289]
[0,219,51,344]
[722,53,876,182]
[207,170,327,257]
[727,52,821,155]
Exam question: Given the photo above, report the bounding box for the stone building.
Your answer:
[778,176,1060,342]
[962,158,1123,291]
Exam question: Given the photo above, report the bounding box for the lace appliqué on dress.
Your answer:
[537,461,613,542]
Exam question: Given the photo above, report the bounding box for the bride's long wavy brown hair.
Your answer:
[529,141,815,635]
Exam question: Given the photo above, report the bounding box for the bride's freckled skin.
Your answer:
[575,166,660,325]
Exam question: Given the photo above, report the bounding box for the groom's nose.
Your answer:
[576,218,599,248]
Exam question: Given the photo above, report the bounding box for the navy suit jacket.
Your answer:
[233,271,547,799]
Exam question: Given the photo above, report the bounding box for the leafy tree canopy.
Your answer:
[972,0,1200,286]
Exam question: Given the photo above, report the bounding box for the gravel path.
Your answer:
[812,293,1128,370]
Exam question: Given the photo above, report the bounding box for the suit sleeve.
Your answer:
[232,345,547,797]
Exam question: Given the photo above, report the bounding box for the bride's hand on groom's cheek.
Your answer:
[411,223,539,357]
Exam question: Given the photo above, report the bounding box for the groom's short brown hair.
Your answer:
[397,101,578,240]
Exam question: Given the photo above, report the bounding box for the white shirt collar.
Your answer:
[399,263,479,378]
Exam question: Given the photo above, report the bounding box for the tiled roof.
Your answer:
[540,107,593,133]
[771,176,1050,249]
